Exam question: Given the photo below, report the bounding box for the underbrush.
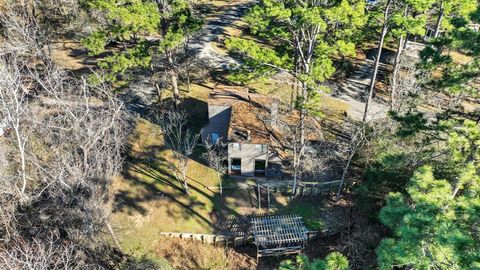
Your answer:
[155,238,256,270]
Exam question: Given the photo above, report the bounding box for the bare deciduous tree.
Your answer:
[156,110,199,194]
[0,52,129,268]
[273,111,323,195]
[204,139,228,195]
[301,140,339,182]
[0,1,141,268]
[336,122,368,199]
[0,56,30,200]
[0,232,81,270]
[390,56,424,113]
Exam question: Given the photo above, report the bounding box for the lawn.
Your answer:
[109,119,219,255]
[109,118,260,254]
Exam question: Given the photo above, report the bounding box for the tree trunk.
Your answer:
[363,0,392,122]
[363,24,389,122]
[185,38,191,93]
[167,52,180,108]
[391,5,409,111]
[390,36,403,111]
[290,52,299,112]
[434,1,445,38]
[171,69,180,108]
[292,81,308,196]
[299,81,307,147]
[217,171,222,195]
[106,221,122,251]
[186,68,191,93]
[337,152,354,199]
[292,135,299,196]
[13,124,27,196]
[182,165,189,194]
[290,79,296,112]
[403,34,409,50]
[155,83,163,102]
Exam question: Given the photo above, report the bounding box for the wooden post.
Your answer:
[265,145,269,176]
[267,184,271,209]
[257,183,261,209]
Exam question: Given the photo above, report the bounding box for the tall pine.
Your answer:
[81,0,202,106]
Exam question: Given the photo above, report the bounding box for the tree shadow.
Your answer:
[113,133,249,233]
[113,145,217,228]
[179,97,209,132]
[364,47,397,65]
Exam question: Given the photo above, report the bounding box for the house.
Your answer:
[201,86,284,178]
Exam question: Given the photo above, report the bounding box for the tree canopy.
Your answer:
[280,253,349,270]
[226,0,366,116]
[81,0,202,105]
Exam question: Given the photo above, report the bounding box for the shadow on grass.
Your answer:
[115,154,212,226]
[113,140,245,233]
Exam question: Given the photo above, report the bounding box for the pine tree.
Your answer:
[432,0,476,38]
[419,3,480,122]
[80,0,202,106]
[280,252,349,270]
[389,0,434,111]
[376,120,480,269]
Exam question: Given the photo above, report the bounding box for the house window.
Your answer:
[255,144,267,152]
[232,143,240,150]
[254,160,266,177]
[231,158,241,174]
[255,144,266,151]
[211,133,219,143]
[267,163,282,177]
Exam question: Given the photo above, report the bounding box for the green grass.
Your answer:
[110,119,221,256]
[270,196,327,230]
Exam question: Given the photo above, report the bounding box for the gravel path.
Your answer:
[189,2,251,70]
[330,59,389,122]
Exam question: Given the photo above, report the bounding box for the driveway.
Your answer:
[329,59,390,122]
[189,1,251,70]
